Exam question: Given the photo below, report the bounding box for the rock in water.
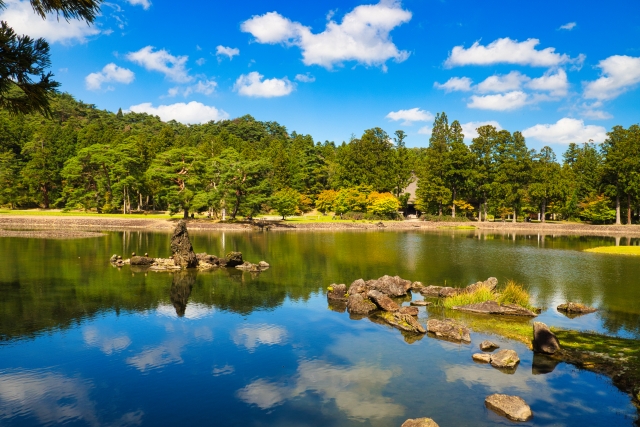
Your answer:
[367,289,400,312]
[479,340,500,351]
[346,293,377,315]
[490,349,520,369]
[533,322,560,354]
[472,353,492,363]
[464,277,498,294]
[327,284,348,301]
[380,311,426,334]
[485,394,532,422]
[225,252,243,267]
[170,220,198,268]
[401,418,440,427]
[557,302,597,314]
[410,300,431,307]
[452,300,537,317]
[130,256,154,266]
[426,319,471,342]
[399,306,419,316]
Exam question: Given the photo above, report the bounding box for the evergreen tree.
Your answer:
[529,146,563,222]
[491,130,532,222]
[415,113,450,215]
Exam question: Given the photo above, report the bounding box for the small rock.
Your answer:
[130,256,155,266]
[410,281,424,291]
[485,394,532,422]
[258,261,270,268]
[399,306,419,316]
[490,349,520,369]
[410,300,431,307]
[346,293,377,315]
[196,253,218,265]
[472,353,492,363]
[464,277,498,294]
[438,287,459,297]
[109,254,118,263]
[144,253,148,257]
[369,275,409,297]
[452,300,537,317]
[479,340,500,351]
[327,284,348,301]
[420,286,442,297]
[348,278,369,296]
[380,311,426,334]
[426,319,471,342]
[533,322,560,354]
[368,289,400,312]
[131,252,136,257]
[557,302,597,314]
[401,418,440,427]
[225,252,243,267]
[236,261,260,272]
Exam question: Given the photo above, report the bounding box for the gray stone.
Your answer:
[410,300,431,307]
[410,281,424,291]
[438,287,459,297]
[452,300,537,317]
[472,353,492,363]
[346,293,377,315]
[225,251,243,267]
[196,253,218,265]
[479,340,500,351]
[130,256,155,266]
[420,286,442,297]
[426,319,471,342]
[401,418,440,427]
[258,261,270,269]
[465,277,498,293]
[109,254,118,263]
[367,289,400,312]
[348,279,369,296]
[380,311,425,334]
[485,394,532,422]
[368,275,408,297]
[170,220,198,268]
[399,306,419,316]
[490,349,520,369]
[557,302,596,314]
[532,322,560,354]
[327,284,348,301]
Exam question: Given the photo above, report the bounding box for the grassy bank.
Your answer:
[585,246,640,255]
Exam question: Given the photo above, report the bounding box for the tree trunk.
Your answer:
[484,200,488,222]
[451,188,456,218]
[628,193,632,225]
[541,199,546,223]
[183,207,189,219]
[512,206,517,223]
[438,202,442,216]
[615,194,621,225]
[123,186,127,214]
[478,202,482,222]
[42,185,49,209]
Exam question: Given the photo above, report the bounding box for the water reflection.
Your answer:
[170,271,196,317]
[237,359,405,420]
[125,338,186,372]
[232,324,288,352]
[83,326,131,355]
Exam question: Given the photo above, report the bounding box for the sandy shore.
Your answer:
[2,214,640,238]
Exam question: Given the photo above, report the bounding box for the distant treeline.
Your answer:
[0,93,638,223]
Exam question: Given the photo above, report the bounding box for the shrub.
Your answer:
[441,284,496,309]
[422,214,470,222]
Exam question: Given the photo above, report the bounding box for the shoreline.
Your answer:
[2,214,640,238]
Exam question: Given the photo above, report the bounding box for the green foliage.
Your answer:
[422,214,470,222]
[496,280,534,311]
[315,189,338,214]
[333,185,372,214]
[271,188,300,219]
[579,194,616,223]
[442,285,496,309]
[366,192,400,218]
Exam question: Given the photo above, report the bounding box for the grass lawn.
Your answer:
[584,246,640,256]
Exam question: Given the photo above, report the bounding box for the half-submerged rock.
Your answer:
[130,256,154,266]
[235,261,270,272]
[401,418,440,427]
[327,284,348,301]
[472,353,491,363]
[485,394,532,422]
[426,319,470,342]
[557,302,597,314]
[410,300,432,307]
[367,289,400,312]
[420,286,459,298]
[379,311,425,334]
[532,322,560,354]
[452,300,537,317]
[464,277,498,294]
[479,340,500,351]
[224,252,244,267]
[490,349,520,370]
[171,220,198,268]
[347,293,377,315]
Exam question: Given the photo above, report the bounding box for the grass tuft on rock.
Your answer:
[440,280,534,311]
[497,280,535,311]
[441,284,495,309]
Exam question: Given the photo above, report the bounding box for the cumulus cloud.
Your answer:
[476,71,530,93]
[167,79,217,97]
[295,73,315,83]
[386,108,433,125]
[0,0,100,43]
[522,118,607,144]
[526,68,569,96]
[445,37,574,68]
[434,77,473,92]
[460,121,503,139]
[559,22,576,30]
[467,91,529,111]
[583,55,640,101]
[232,324,288,352]
[126,0,151,9]
[195,58,206,66]
[240,1,411,69]
[128,102,228,124]
[216,45,240,60]
[126,46,191,83]
[234,72,295,97]
[85,63,134,91]
[580,102,613,120]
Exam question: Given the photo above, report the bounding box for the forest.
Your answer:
[0,93,638,224]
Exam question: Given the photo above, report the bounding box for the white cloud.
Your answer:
[467,91,529,111]
[0,0,100,44]
[460,121,503,139]
[126,46,191,83]
[559,22,576,30]
[195,58,206,66]
[85,63,135,91]
[434,77,473,92]
[128,101,229,124]
[240,1,412,69]
[167,79,218,97]
[522,118,607,144]
[476,71,530,93]
[526,68,569,96]
[126,0,151,9]
[234,72,295,97]
[216,45,240,60]
[82,327,131,354]
[583,55,640,101]
[580,103,613,120]
[232,324,288,352]
[295,73,315,83]
[386,108,433,125]
[445,37,573,68]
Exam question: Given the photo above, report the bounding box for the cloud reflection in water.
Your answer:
[232,324,288,352]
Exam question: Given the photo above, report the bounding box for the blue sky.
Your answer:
[2,0,639,149]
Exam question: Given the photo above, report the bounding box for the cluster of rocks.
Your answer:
[109,220,270,273]
[473,348,520,372]
[416,277,498,298]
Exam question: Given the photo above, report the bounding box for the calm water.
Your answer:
[0,229,639,426]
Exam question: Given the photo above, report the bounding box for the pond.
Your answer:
[0,229,638,426]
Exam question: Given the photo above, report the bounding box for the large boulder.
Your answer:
[490,349,520,370]
[130,256,154,266]
[327,284,348,301]
[196,253,219,265]
[557,302,596,314]
[465,277,498,294]
[348,278,369,296]
[225,252,244,267]
[368,275,408,297]
[367,290,400,312]
[170,220,198,268]
[452,300,537,317]
[379,311,425,334]
[484,394,532,422]
[399,306,419,316]
[401,418,440,427]
[346,293,377,315]
[532,322,560,354]
[426,319,471,342]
